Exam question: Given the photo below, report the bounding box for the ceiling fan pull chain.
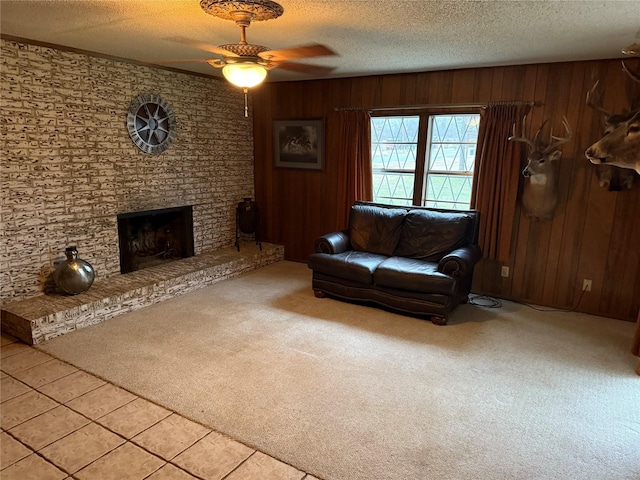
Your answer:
[243,88,249,117]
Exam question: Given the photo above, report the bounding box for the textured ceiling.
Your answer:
[1,0,639,82]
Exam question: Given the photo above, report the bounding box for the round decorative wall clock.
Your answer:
[126,93,177,154]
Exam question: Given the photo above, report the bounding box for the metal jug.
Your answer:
[53,246,95,295]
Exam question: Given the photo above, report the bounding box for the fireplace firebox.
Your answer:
[117,206,194,274]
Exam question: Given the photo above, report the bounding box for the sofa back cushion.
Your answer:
[349,204,407,256]
[394,209,472,261]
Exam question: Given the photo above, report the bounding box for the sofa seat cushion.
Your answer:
[308,251,388,285]
[374,257,455,295]
[394,209,472,261]
[349,204,407,256]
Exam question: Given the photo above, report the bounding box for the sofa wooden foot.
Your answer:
[314,290,326,298]
[431,316,447,326]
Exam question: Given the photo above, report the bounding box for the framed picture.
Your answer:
[273,119,324,170]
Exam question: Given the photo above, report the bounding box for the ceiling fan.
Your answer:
[173,0,337,113]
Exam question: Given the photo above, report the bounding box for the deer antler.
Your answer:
[508,115,535,152]
[543,116,573,153]
[622,60,640,84]
[586,79,612,118]
[533,119,549,146]
[620,42,640,84]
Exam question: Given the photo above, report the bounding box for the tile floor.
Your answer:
[1,333,320,480]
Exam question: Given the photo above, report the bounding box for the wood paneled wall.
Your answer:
[252,59,640,321]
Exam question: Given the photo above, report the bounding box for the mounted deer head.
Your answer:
[509,116,573,221]
[585,47,640,175]
[594,163,637,191]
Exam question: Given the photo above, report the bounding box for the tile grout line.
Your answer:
[2,427,72,477]
[2,359,80,392]
[0,351,57,375]
[2,367,137,475]
[220,449,258,480]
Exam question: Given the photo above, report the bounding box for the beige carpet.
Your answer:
[38,261,640,480]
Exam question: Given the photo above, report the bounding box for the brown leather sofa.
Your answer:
[308,201,482,324]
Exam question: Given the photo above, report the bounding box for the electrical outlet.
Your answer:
[501,266,509,278]
[582,279,592,292]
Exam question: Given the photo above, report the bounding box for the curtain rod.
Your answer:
[334,101,541,112]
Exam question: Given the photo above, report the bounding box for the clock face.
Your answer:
[127,94,177,154]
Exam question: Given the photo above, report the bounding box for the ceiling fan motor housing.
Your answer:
[219,43,270,57]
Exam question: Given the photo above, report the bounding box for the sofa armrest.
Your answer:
[314,229,351,254]
[438,244,482,277]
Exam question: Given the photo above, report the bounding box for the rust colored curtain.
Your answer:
[335,110,373,228]
[471,103,529,263]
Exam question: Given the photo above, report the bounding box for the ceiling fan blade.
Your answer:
[259,44,336,62]
[275,61,336,76]
[165,36,239,57]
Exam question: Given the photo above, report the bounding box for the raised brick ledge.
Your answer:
[1,243,284,345]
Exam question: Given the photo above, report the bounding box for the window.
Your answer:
[371,113,480,209]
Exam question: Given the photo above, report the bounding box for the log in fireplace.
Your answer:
[117,206,194,274]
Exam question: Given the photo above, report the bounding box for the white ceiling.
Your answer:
[1,0,639,82]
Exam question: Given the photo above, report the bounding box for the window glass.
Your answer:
[371,116,419,205]
[371,113,480,209]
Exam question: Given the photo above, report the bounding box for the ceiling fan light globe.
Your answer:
[222,62,268,88]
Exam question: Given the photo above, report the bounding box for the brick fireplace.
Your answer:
[0,38,257,306]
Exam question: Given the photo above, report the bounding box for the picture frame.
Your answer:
[273,119,324,170]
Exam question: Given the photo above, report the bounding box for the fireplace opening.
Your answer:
[117,206,194,274]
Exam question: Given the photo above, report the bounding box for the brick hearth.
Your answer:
[1,243,283,345]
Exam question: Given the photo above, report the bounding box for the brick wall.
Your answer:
[0,39,256,304]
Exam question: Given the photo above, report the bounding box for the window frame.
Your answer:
[371,108,481,208]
